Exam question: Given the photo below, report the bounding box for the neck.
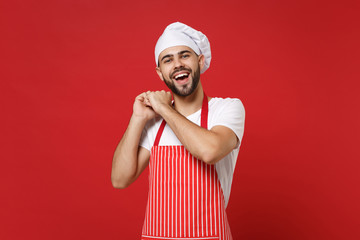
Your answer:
[173,83,205,117]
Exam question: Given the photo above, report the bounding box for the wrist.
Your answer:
[130,113,150,124]
[156,102,173,116]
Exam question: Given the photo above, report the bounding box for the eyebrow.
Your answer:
[160,50,193,62]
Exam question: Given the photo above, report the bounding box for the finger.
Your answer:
[144,96,152,106]
[135,96,144,103]
[136,92,147,100]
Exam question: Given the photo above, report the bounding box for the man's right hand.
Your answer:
[133,92,157,121]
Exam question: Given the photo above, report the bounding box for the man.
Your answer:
[112,22,245,240]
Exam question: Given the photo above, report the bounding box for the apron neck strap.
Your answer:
[201,92,208,130]
[153,92,209,147]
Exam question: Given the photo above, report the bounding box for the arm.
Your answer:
[146,91,238,165]
[157,105,237,164]
[111,93,156,189]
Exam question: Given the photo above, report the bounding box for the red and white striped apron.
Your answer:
[141,93,232,240]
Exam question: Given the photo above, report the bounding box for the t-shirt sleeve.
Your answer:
[211,98,245,148]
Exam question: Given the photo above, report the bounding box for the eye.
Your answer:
[182,54,190,59]
[163,58,172,64]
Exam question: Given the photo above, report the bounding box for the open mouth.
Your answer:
[174,72,189,81]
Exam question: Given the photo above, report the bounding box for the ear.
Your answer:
[198,54,205,72]
[156,67,164,81]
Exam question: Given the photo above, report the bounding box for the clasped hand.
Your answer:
[133,90,172,120]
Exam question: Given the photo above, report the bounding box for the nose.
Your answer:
[173,56,184,69]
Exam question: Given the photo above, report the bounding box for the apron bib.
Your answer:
[141,93,232,240]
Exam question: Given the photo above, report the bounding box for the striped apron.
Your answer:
[141,93,232,240]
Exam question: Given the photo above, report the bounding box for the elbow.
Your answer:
[201,155,219,165]
[111,176,131,189]
[199,147,221,165]
[112,181,127,189]
[198,137,234,165]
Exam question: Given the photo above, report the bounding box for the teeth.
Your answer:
[175,73,188,79]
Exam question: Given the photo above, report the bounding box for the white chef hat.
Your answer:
[155,22,211,74]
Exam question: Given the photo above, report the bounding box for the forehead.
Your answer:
[158,45,195,60]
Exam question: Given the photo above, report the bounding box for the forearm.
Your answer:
[111,115,147,188]
[158,104,236,164]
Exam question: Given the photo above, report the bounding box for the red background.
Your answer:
[1,0,359,239]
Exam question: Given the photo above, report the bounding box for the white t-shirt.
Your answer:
[139,97,245,207]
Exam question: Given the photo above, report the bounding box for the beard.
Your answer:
[163,65,201,97]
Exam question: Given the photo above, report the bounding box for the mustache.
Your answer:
[170,67,192,79]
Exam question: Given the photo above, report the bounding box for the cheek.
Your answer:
[164,68,172,78]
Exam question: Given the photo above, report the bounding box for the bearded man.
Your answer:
[112,22,245,240]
